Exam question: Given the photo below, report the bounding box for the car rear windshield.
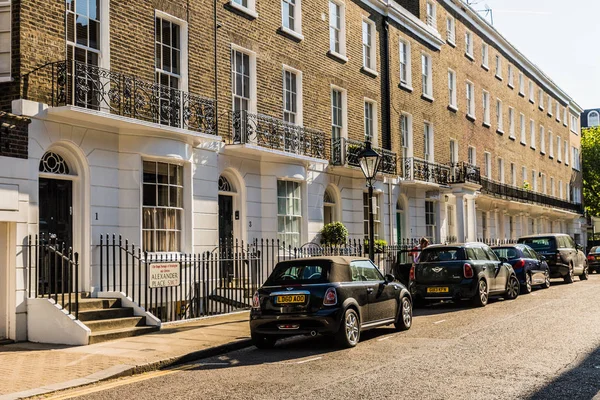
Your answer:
[265,262,330,285]
[419,248,466,262]
[493,247,520,260]
[591,246,600,254]
[519,237,556,252]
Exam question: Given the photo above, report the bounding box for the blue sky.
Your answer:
[469,0,598,110]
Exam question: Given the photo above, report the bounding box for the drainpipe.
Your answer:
[213,0,219,136]
[382,17,392,150]
[389,180,394,245]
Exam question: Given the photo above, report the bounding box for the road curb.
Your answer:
[1,339,253,400]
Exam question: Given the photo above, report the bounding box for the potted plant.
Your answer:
[320,222,349,246]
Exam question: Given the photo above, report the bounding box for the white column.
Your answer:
[455,194,466,243]
[494,209,500,243]
[466,196,476,242]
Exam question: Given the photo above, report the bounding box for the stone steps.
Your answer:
[88,326,160,345]
[84,316,147,332]
[78,307,134,322]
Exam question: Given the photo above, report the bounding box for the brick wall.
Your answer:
[0,112,30,159]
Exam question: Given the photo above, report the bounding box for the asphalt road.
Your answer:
[53,275,600,400]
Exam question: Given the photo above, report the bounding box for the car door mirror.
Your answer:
[576,244,583,251]
[539,255,546,261]
[499,257,509,264]
[384,274,395,284]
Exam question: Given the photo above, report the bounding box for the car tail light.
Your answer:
[556,251,562,263]
[464,263,474,279]
[409,264,416,281]
[252,292,260,309]
[588,254,595,261]
[323,287,337,306]
[513,259,525,269]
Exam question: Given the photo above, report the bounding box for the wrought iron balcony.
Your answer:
[331,137,397,175]
[449,162,482,184]
[229,111,328,159]
[402,157,451,185]
[480,178,583,214]
[23,60,215,135]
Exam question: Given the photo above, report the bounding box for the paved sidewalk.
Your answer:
[0,312,251,400]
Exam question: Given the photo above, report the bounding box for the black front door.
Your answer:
[218,195,234,283]
[39,178,73,246]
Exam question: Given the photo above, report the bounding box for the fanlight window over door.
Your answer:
[218,175,236,193]
[39,152,70,175]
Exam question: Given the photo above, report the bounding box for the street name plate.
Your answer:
[149,263,180,288]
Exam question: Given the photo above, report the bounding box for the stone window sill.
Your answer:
[279,26,304,41]
[327,50,348,64]
[228,1,258,19]
[361,66,379,78]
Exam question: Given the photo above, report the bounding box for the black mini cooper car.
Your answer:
[250,256,412,349]
[411,243,520,307]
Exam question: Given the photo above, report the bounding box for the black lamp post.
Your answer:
[358,140,381,261]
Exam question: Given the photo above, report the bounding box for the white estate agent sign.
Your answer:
[149,263,180,288]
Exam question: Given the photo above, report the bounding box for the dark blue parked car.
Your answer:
[492,244,550,294]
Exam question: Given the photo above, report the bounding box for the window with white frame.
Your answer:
[426,1,436,28]
[547,96,553,116]
[570,114,578,133]
[557,136,562,162]
[522,166,527,185]
[67,0,102,91]
[283,67,301,125]
[508,107,515,138]
[532,170,538,192]
[479,91,490,123]
[424,122,433,162]
[465,30,473,58]
[399,40,411,87]
[328,1,345,57]
[551,177,555,197]
[509,216,515,239]
[559,180,564,198]
[156,16,181,90]
[331,87,345,139]
[519,72,525,94]
[530,119,535,149]
[508,65,514,88]
[142,161,183,252]
[484,152,491,178]
[495,55,502,78]
[446,16,455,44]
[425,200,436,243]
[278,180,302,247]
[231,0,256,16]
[548,131,554,157]
[362,19,375,71]
[468,146,476,166]
[0,0,10,80]
[450,139,458,166]
[520,113,526,144]
[497,158,504,183]
[466,81,475,117]
[282,0,302,35]
[364,100,376,144]
[400,113,412,160]
[510,162,516,186]
[572,147,580,170]
[540,125,545,154]
[542,174,547,194]
[496,99,503,131]
[421,53,433,97]
[363,192,381,240]
[563,107,568,126]
[448,69,457,108]
[566,183,570,201]
[481,42,489,69]
[588,111,600,127]
[556,103,561,122]
[481,211,488,239]
[538,89,544,110]
[564,140,569,165]
[529,81,534,102]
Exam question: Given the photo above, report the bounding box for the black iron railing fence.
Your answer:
[228,111,328,159]
[22,60,216,135]
[402,157,451,185]
[98,235,458,323]
[480,178,583,214]
[24,235,80,320]
[449,162,481,184]
[331,137,397,175]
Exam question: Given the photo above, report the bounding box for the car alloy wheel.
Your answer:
[402,297,412,328]
[523,273,532,294]
[345,311,359,345]
[543,271,551,289]
[580,265,589,281]
[564,265,574,284]
[479,280,488,304]
[506,276,519,299]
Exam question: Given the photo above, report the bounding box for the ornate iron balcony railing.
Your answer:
[480,177,583,214]
[229,111,328,159]
[449,162,481,184]
[330,137,397,175]
[23,60,215,135]
[402,157,451,185]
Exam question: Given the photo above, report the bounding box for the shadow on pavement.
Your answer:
[527,346,600,400]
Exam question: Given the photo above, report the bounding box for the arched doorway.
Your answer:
[323,187,337,225]
[38,152,74,247]
[396,198,404,245]
[218,175,236,247]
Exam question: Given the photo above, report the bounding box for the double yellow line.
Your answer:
[44,364,198,400]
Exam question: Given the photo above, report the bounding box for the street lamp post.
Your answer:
[358,140,382,261]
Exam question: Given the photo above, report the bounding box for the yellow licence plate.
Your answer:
[276,295,306,304]
[427,287,449,294]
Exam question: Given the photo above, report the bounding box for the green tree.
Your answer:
[582,127,600,216]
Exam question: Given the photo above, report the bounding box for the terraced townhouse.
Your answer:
[0,0,584,342]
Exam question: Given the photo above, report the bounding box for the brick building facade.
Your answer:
[0,0,585,342]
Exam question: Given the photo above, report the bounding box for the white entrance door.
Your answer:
[0,223,9,340]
